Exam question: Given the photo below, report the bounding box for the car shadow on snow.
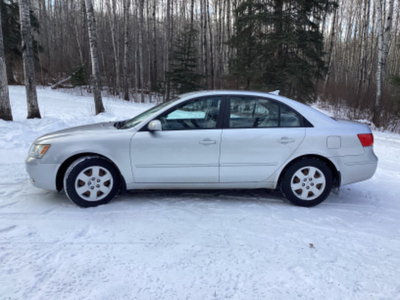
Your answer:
[114,188,369,210]
[42,187,365,210]
[116,188,289,206]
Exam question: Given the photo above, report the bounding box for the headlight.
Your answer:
[28,144,51,159]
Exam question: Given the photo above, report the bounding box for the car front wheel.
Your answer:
[281,159,333,207]
[64,156,120,207]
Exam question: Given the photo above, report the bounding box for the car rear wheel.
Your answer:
[281,159,332,207]
[64,156,120,207]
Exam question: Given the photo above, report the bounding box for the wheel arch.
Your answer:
[277,154,341,189]
[56,153,126,192]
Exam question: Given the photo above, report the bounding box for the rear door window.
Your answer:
[228,96,302,128]
[229,97,279,128]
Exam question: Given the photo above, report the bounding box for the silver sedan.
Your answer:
[25,91,378,207]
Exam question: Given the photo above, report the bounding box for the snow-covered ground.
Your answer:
[1,86,400,300]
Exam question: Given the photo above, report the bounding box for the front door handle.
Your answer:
[277,137,295,144]
[200,138,217,146]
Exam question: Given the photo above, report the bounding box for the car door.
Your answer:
[130,96,222,183]
[220,96,306,182]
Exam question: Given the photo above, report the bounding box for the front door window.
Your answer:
[159,97,221,130]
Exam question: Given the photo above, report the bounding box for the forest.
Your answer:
[0,0,400,130]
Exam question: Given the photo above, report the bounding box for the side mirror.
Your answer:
[148,120,162,132]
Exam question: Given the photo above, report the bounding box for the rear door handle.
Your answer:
[200,138,217,146]
[277,137,295,144]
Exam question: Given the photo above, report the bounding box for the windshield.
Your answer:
[120,98,179,129]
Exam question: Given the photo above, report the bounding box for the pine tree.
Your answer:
[167,25,203,95]
[228,1,266,90]
[390,67,400,118]
[391,76,400,88]
[229,0,337,103]
[71,64,87,87]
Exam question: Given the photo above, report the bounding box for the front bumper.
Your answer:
[25,157,60,190]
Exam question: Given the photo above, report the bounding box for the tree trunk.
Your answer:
[0,3,12,121]
[202,0,208,88]
[123,0,131,101]
[200,0,204,83]
[19,0,41,119]
[73,15,84,65]
[51,76,72,89]
[190,0,195,30]
[358,0,370,94]
[152,0,158,89]
[106,0,120,96]
[165,0,171,100]
[217,0,223,89]
[138,0,145,103]
[207,0,214,89]
[274,0,283,62]
[226,0,231,64]
[381,0,394,78]
[6,62,17,85]
[374,0,383,127]
[85,0,105,115]
[36,0,44,86]
[188,0,195,61]
[323,5,337,92]
[146,0,152,103]
[374,0,394,127]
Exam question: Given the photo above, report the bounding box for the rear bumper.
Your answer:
[25,157,60,190]
[333,147,378,186]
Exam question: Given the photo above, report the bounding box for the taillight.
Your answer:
[357,134,374,147]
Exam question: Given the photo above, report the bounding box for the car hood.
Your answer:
[35,122,119,144]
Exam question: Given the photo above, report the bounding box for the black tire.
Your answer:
[281,158,333,207]
[64,156,120,207]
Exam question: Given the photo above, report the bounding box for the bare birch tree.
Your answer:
[138,0,145,103]
[85,0,105,115]
[0,3,12,121]
[19,0,41,119]
[165,0,172,100]
[374,0,394,126]
[207,0,214,89]
[152,0,158,91]
[323,4,338,92]
[358,0,371,94]
[106,0,120,96]
[202,0,208,88]
[123,0,131,101]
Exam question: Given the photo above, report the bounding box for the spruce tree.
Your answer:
[228,1,267,90]
[71,64,87,87]
[167,25,203,95]
[229,0,337,103]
